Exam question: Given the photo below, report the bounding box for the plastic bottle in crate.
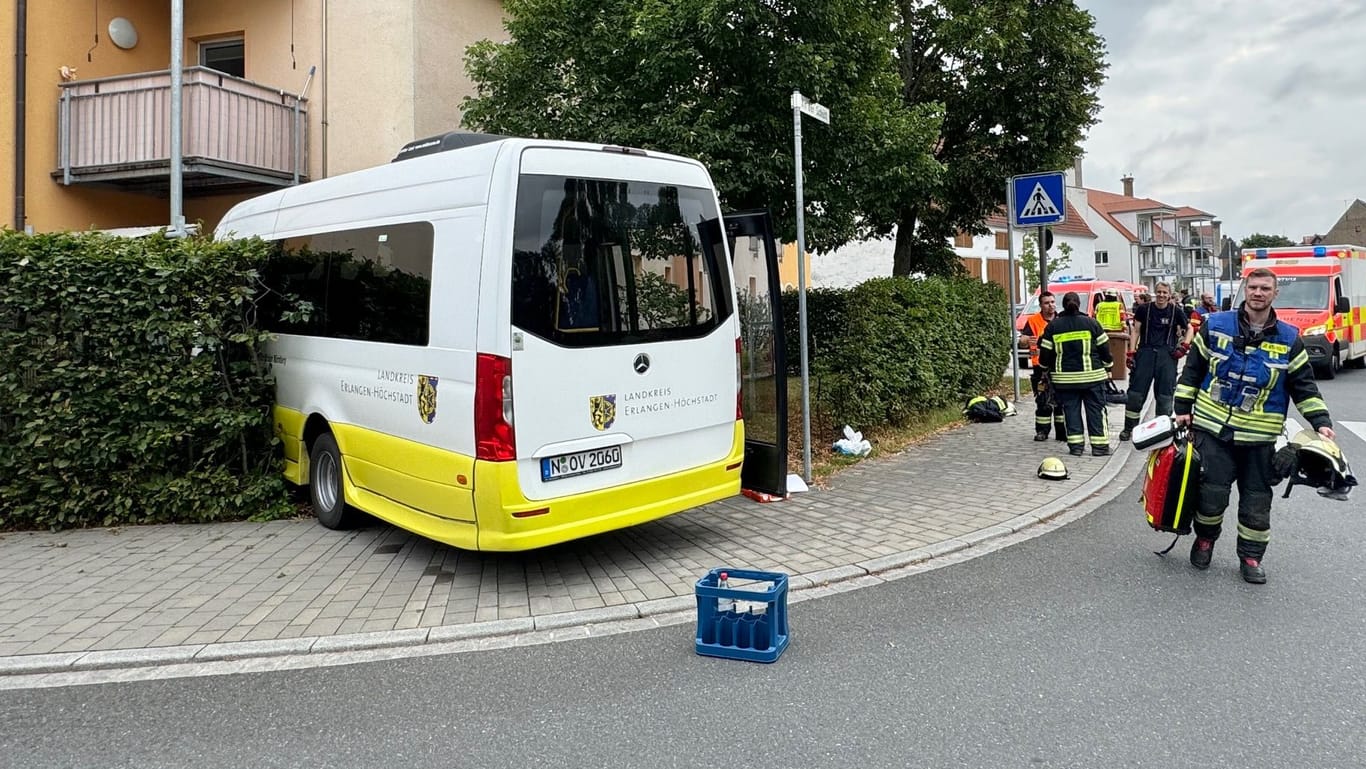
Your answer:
[716,571,735,614]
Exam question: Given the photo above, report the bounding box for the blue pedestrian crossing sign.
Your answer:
[1010,171,1067,227]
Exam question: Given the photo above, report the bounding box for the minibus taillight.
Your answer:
[735,336,744,421]
[475,353,516,461]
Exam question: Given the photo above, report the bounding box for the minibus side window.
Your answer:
[261,222,434,345]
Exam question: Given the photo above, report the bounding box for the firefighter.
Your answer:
[1094,288,1125,333]
[1038,291,1114,457]
[1020,291,1065,442]
[1173,267,1336,584]
[1120,282,1189,441]
[1183,291,1219,344]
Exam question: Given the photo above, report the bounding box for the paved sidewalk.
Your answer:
[0,401,1138,678]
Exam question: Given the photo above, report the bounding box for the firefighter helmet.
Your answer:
[1281,430,1358,501]
[1037,457,1069,481]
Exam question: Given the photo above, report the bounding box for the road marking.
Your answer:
[1339,421,1366,445]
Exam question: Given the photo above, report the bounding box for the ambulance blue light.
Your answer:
[1255,249,1267,258]
[1313,246,1327,257]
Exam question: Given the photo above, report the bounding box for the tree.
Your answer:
[1020,232,1072,294]
[1239,233,1295,249]
[462,0,943,253]
[461,0,1104,275]
[891,0,1107,277]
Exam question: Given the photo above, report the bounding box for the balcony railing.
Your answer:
[55,67,308,195]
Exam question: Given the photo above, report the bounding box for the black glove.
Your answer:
[1270,444,1299,486]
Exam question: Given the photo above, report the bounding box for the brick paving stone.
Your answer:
[0,406,1132,661]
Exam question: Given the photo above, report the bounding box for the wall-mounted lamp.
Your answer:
[108,17,138,50]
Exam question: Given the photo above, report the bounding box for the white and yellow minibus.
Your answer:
[216,134,744,551]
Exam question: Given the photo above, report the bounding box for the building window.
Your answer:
[995,232,1009,250]
[1094,250,1109,266]
[953,231,973,248]
[200,38,245,78]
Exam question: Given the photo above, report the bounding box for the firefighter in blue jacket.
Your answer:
[1038,291,1114,457]
[1173,267,1335,584]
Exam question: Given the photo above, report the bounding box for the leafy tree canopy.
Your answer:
[1238,233,1295,249]
[892,0,1107,276]
[463,0,942,252]
[462,0,1106,277]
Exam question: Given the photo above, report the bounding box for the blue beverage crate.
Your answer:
[694,568,789,663]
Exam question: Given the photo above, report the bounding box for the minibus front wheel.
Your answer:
[309,432,360,529]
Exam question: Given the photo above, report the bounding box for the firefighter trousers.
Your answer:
[1124,348,1177,429]
[1029,368,1065,438]
[1191,429,1274,560]
[1055,384,1108,449]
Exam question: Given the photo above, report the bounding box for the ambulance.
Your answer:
[1233,245,1366,379]
[1014,277,1145,368]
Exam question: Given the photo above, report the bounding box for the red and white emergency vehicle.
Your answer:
[1233,244,1366,379]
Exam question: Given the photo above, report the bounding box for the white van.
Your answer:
[216,134,745,551]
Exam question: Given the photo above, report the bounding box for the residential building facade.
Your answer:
[1083,175,1221,295]
[807,164,1224,303]
[2,1,505,234]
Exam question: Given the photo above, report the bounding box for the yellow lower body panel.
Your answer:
[273,406,307,486]
[278,405,744,552]
[472,421,744,551]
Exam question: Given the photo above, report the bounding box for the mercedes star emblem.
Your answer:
[633,353,651,374]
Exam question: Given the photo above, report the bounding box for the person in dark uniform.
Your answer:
[1119,282,1189,442]
[1174,268,1335,583]
[1038,292,1114,457]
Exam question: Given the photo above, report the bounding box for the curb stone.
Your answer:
[0,446,1138,683]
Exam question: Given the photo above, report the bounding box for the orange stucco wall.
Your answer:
[1,4,14,229]
[3,1,506,234]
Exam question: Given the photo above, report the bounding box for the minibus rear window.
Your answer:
[511,174,733,347]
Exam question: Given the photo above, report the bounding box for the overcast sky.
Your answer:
[1074,0,1366,241]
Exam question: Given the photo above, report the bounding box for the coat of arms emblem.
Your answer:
[417,375,439,424]
[589,394,616,431]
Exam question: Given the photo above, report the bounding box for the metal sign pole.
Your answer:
[1037,225,1048,294]
[792,92,812,484]
[1006,182,1020,402]
[790,91,829,485]
[169,0,186,236]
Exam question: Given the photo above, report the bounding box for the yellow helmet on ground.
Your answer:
[1037,457,1069,481]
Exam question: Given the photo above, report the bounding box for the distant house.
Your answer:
[1320,199,1366,247]
[1083,176,1221,294]
[805,163,1222,298]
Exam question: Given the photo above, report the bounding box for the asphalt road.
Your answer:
[3,375,1363,769]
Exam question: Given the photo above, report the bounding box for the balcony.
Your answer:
[54,67,308,196]
[1182,261,1217,278]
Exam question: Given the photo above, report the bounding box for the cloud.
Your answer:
[1077,0,1366,240]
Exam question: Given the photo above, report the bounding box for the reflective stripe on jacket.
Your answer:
[1038,310,1113,387]
[1095,300,1124,331]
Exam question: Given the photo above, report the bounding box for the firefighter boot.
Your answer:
[1119,417,1137,443]
[1240,557,1267,584]
[1190,537,1214,570]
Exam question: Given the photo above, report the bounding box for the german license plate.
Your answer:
[541,445,623,482]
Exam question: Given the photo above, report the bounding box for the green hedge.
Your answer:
[782,276,1010,430]
[0,230,293,529]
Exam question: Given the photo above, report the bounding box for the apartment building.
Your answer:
[1084,176,1221,294]
[1,0,504,234]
